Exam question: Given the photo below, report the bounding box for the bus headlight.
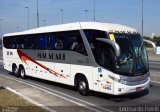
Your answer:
[109,75,127,85]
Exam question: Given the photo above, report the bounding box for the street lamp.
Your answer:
[93,0,96,21]
[84,9,89,21]
[37,0,39,28]
[25,7,30,30]
[60,9,63,24]
[142,0,144,37]
[43,20,46,26]
[0,19,3,37]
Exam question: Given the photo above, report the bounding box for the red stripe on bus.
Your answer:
[17,50,66,79]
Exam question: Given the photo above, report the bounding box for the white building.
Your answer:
[151,33,157,39]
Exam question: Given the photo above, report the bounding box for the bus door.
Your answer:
[94,41,115,94]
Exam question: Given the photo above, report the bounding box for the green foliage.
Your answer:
[143,36,160,47]
[153,37,160,46]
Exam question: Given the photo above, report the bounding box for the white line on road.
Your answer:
[6,87,56,112]
[149,62,160,65]
[1,75,113,112]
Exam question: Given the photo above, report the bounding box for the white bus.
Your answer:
[2,22,151,95]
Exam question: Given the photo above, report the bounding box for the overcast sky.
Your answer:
[0,0,160,36]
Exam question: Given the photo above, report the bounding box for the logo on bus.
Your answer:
[98,67,102,73]
[38,52,65,60]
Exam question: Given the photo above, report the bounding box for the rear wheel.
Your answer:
[19,67,27,79]
[12,65,19,77]
[78,76,89,96]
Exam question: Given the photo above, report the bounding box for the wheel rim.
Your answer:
[79,81,86,94]
[21,69,25,77]
[14,67,18,75]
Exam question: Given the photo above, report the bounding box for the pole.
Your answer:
[84,10,88,21]
[43,20,46,26]
[142,0,144,37]
[0,19,3,37]
[94,0,96,21]
[60,9,63,24]
[25,7,30,30]
[16,27,20,32]
[37,0,39,28]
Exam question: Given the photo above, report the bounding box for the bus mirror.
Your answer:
[96,38,121,57]
[143,39,157,54]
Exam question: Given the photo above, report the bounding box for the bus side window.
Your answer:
[12,37,18,49]
[47,34,51,49]
[54,33,64,50]
[55,37,63,50]
[68,31,87,55]
[37,34,48,50]
[3,37,9,48]
[50,33,56,49]
[17,36,25,49]
[28,35,35,49]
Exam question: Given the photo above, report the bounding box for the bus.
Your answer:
[2,22,152,95]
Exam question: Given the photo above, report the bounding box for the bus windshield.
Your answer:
[113,33,149,76]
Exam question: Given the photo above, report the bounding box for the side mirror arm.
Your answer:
[143,39,157,54]
[96,38,121,57]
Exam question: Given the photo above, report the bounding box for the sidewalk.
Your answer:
[0,87,47,112]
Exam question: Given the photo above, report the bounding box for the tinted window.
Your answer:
[3,30,87,56]
[3,36,25,49]
[95,41,115,71]
[49,30,87,55]
[24,34,48,50]
[83,29,107,57]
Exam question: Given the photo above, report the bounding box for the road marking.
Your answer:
[149,61,160,65]
[6,87,56,112]
[1,74,113,112]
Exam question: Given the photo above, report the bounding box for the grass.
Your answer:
[0,88,48,112]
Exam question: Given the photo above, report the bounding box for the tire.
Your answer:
[78,76,89,96]
[12,65,19,77]
[19,67,27,79]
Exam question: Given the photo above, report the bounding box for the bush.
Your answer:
[153,37,160,46]
[143,36,153,47]
[143,36,160,47]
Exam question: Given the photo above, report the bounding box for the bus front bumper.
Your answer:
[113,77,150,95]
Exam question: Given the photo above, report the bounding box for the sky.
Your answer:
[0,0,160,37]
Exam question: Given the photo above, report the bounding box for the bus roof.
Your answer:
[3,22,138,37]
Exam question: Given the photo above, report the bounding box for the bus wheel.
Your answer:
[78,76,89,96]
[12,65,19,77]
[19,67,27,79]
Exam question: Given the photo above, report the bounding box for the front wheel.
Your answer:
[19,67,27,79]
[78,76,89,96]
